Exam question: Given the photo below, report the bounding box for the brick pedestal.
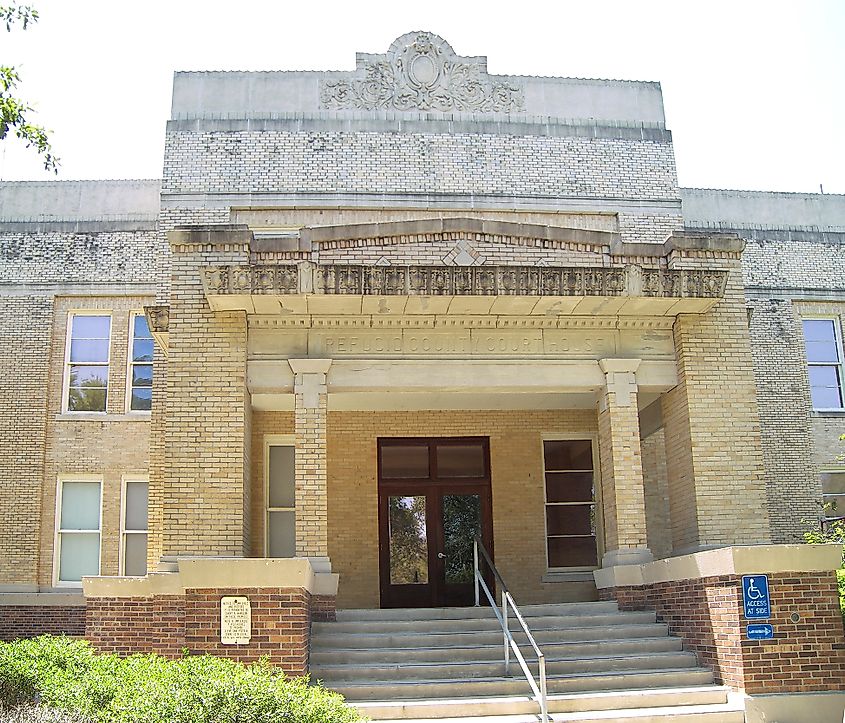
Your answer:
[596,545,845,694]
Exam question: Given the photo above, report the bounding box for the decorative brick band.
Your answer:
[0,605,86,642]
[601,571,845,693]
[85,587,336,677]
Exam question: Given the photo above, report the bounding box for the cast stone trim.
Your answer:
[599,358,642,409]
[289,359,332,409]
[320,32,524,113]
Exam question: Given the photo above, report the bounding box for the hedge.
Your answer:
[0,637,365,723]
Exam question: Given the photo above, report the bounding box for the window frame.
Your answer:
[820,466,845,523]
[803,316,845,412]
[125,311,153,415]
[62,310,112,414]
[119,474,149,576]
[264,434,296,558]
[53,475,103,588]
[540,433,603,572]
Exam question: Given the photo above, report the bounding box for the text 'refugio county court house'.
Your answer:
[1,32,844,722]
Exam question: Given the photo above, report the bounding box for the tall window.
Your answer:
[121,477,148,576]
[543,439,598,569]
[128,313,153,412]
[56,478,101,585]
[266,441,295,557]
[65,314,111,412]
[803,319,845,410]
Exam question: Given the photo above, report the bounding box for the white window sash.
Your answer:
[63,311,111,414]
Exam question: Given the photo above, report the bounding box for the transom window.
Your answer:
[55,478,101,585]
[128,313,153,412]
[65,314,111,412]
[543,439,598,569]
[803,319,845,410]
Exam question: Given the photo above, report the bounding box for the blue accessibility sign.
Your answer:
[742,574,771,620]
[747,623,774,640]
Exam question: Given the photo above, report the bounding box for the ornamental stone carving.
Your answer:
[144,305,170,333]
[202,264,728,300]
[320,32,524,113]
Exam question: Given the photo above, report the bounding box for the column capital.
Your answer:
[598,358,641,409]
[289,358,332,409]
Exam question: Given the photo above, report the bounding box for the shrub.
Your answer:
[0,637,365,723]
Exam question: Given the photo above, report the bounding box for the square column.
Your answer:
[288,359,332,561]
[597,359,652,567]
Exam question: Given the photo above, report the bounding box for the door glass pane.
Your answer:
[124,533,147,576]
[388,496,428,584]
[268,510,296,557]
[124,480,148,531]
[380,445,429,479]
[60,482,101,530]
[436,444,485,478]
[443,494,481,584]
[269,446,295,508]
[59,532,100,582]
[547,536,598,567]
[543,440,593,471]
[545,472,593,503]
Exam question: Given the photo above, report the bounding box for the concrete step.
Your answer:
[312,623,671,650]
[313,652,700,683]
[314,611,657,635]
[311,637,682,665]
[354,686,735,720]
[336,602,619,622]
[327,668,716,701]
[367,700,746,723]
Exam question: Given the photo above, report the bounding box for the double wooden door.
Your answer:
[378,437,494,608]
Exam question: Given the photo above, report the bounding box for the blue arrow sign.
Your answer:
[747,623,774,640]
[742,574,771,620]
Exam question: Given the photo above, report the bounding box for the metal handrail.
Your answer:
[473,536,549,723]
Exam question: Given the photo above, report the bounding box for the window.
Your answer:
[55,478,101,585]
[65,314,111,412]
[121,477,148,576]
[803,318,845,410]
[128,313,153,412]
[266,438,296,557]
[543,439,598,569]
[821,469,845,525]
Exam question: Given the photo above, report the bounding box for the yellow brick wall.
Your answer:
[325,410,599,608]
[641,429,672,559]
[662,251,770,551]
[39,296,152,587]
[156,231,253,558]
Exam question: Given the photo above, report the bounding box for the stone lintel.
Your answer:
[663,231,745,256]
[593,543,844,589]
[168,224,253,250]
[82,557,339,599]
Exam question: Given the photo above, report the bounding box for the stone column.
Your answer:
[597,358,652,567]
[288,359,332,567]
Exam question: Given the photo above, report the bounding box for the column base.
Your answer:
[601,547,654,568]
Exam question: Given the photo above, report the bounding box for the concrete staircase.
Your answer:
[310,601,745,722]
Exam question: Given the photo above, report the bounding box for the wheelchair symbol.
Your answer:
[746,578,764,600]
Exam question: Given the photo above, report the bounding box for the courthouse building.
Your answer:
[1,32,844,721]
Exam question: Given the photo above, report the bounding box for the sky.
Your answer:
[0,0,843,194]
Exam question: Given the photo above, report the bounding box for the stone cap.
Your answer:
[594,544,844,589]
[663,231,745,255]
[83,557,339,598]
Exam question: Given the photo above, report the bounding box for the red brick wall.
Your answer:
[602,571,845,693]
[86,595,186,657]
[0,605,86,642]
[85,587,334,677]
[184,588,310,675]
[311,594,337,622]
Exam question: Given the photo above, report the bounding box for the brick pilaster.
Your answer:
[289,359,332,559]
[597,358,651,567]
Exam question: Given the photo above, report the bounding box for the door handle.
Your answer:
[437,552,446,559]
